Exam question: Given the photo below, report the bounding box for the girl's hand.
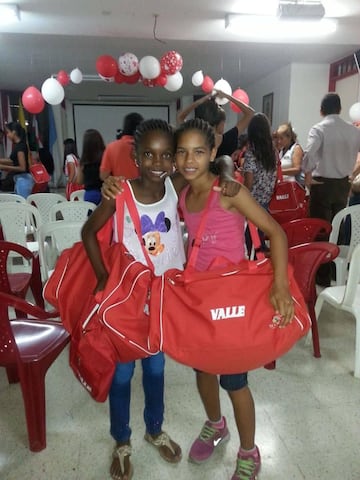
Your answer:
[101,176,125,200]
[94,273,109,295]
[214,176,241,197]
[269,283,294,327]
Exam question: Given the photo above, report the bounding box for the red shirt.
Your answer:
[100,135,139,179]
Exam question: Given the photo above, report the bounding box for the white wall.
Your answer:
[336,74,360,123]
[288,63,329,146]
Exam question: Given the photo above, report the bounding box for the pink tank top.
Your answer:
[179,186,245,272]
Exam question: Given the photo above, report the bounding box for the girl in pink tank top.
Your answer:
[175,118,294,480]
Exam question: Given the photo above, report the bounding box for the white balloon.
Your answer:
[164,71,183,92]
[41,78,65,105]
[192,70,204,87]
[349,102,360,123]
[70,68,83,84]
[214,78,232,105]
[139,56,161,79]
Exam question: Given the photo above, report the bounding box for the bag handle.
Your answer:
[275,152,283,183]
[115,181,154,270]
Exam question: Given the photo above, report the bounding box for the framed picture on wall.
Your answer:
[262,93,274,124]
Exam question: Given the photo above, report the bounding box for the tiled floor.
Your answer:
[1,302,359,480]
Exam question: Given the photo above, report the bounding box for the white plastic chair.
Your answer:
[38,221,83,281]
[315,243,360,378]
[329,204,360,285]
[0,203,42,252]
[48,201,96,222]
[70,189,86,201]
[27,193,67,223]
[0,193,26,203]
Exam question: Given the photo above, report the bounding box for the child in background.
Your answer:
[63,138,82,200]
[174,118,294,480]
[82,118,239,480]
[76,128,105,205]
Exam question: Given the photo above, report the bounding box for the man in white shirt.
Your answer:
[303,93,360,285]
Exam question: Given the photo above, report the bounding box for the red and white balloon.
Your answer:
[160,51,183,75]
[119,52,139,76]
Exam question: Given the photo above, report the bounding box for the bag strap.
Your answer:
[115,181,154,270]
[187,179,219,269]
[275,152,283,183]
[247,222,266,261]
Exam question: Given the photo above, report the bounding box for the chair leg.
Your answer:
[354,314,360,378]
[6,364,19,383]
[308,303,321,358]
[18,362,47,452]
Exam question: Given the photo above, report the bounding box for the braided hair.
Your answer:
[175,118,215,151]
[134,119,174,157]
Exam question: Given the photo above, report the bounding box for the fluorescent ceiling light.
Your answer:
[0,3,20,23]
[225,14,336,38]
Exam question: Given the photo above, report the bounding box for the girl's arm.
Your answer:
[281,144,303,177]
[223,187,294,324]
[214,89,255,134]
[81,197,116,293]
[67,161,76,183]
[176,93,214,125]
[243,171,254,192]
[0,151,27,172]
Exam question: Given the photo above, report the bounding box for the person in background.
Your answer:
[0,122,33,197]
[63,138,83,200]
[174,118,294,480]
[77,129,105,205]
[302,93,360,286]
[276,122,304,184]
[177,91,254,156]
[0,128,5,158]
[100,112,144,181]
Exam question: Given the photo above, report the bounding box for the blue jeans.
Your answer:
[109,353,165,442]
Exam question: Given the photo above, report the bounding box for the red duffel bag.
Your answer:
[149,189,311,375]
[268,162,308,224]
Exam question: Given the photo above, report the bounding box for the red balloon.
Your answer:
[201,76,214,93]
[142,78,157,87]
[114,71,126,84]
[155,74,167,87]
[57,70,70,86]
[96,55,118,78]
[22,86,45,114]
[124,71,141,84]
[230,89,250,113]
[160,50,183,75]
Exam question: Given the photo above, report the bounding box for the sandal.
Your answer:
[110,443,133,480]
[144,431,182,464]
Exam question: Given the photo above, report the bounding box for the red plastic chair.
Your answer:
[288,242,339,358]
[281,218,332,247]
[0,241,44,311]
[0,291,68,452]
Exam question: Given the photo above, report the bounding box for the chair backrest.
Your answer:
[48,201,96,222]
[0,193,27,203]
[288,242,340,302]
[0,241,35,292]
[27,193,67,223]
[38,221,83,280]
[342,242,360,307]
[0,292,18,365]
[70,189,86,201]
[281,218,332,247]
[329,204,360,261]
[0,203,42,247]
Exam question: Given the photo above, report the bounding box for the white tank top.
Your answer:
[113,177,185,275]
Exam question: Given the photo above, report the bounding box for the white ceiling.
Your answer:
[0,0,359,103]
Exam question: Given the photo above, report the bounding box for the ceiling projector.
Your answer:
[277,1,325,20]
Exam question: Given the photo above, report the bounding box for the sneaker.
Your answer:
[188,417,230,463]
[231,445,261,480]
